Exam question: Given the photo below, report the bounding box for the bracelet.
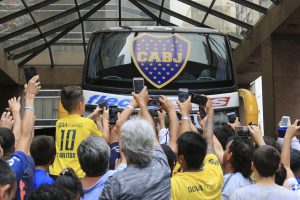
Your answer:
[24,106,35,113]
[126,105,134,110]
[181,116,189,121]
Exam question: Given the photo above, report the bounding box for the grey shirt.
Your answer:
[100,146,171,200]
[222,172,253,200]
[229,184,299,200]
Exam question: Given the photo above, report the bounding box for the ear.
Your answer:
[0,184,11,199]
[177,154,185,165]
[227,151,233,161]
[251,162,256,172]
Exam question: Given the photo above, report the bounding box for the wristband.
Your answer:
[181,116,189,121]
[126,105,134,110]
[24,106,35,113]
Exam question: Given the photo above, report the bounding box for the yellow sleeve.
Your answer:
[203,154,223,184]
[89,120,103,137]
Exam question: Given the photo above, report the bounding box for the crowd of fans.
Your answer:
[0,75,300,200]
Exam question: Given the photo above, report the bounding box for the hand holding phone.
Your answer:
[133,77,144,94]
[191,93,207,106]
[98,100,107,109]
[24,67,37,83]
[178,88,189,103]
[235,126,250,137]
[109,106,118,125]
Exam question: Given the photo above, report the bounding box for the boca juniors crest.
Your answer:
[131,33,191,89]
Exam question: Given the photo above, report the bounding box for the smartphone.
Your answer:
[176,112,182,121]
[280,116,290,127]
[178,88,189,103]
[198,107,206,119]
[298,120,300,126]
[24,67,37,83]
[149,109,158,118]
[190,115,195,125]
[98,100,107,109]
[235,126,250,137]
[227,112,237,123]
[133,77,144,94]
[148,96,160,107]
[109,106,118,125]
[191,93,207,106]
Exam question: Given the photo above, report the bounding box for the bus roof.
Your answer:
[92,26,222,35]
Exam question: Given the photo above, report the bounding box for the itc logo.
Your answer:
[211,97,230,107]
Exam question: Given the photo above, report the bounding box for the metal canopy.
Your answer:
[0,0,274,67]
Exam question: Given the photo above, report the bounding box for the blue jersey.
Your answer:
[7,151,28,200]
[20,156,35,200]
[34,169,55,189]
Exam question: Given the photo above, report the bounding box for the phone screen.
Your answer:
[178,88,189,103]
[191,93,207,106]
[109,106,118,125]
[199,107,206,119]
[24,67,37,83]
[227,112,237,123]
[98,100,107,109]
[280,116,290,127]
[133,77,144,94]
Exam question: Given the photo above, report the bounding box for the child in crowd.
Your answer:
[50,86,103,178]
[30,135,56,188]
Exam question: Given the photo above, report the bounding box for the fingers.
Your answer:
[1,112,6,119]
[5,111,10,119]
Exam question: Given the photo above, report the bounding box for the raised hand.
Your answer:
[176,96,192,117]
[25,75,41,98]
[159,95,174,113]
[0,112,14,129]
[131,86,149,108]
[248,124,265,146]
[8,97,21,113]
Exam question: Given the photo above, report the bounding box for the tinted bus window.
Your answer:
[85,32,234,91]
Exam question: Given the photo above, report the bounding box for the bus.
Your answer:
[79,26,257,125]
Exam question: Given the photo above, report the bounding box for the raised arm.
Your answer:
[132,86,159,145]
[17,75,40,154]
[100,107,110,143]
[8,97,21,145]
[159,95,180,153]
[177,97,192,134]
[203,99,215,154]
[281,120,300,179]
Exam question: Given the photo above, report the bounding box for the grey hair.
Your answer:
[120,117,154,165]
[77,135,110,177]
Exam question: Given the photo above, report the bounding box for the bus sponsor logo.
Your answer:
[131,33,191,89]
[84,91,238,110]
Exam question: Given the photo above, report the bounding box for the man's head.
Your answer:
[177,132,207,171]
[61,86,84,114]
[0,128,15,158]
[290,149,300,178]
[29,185,69,200]
[223,137,254,178]
[0,159,16,200]
[120,118,154,165]
[30,136,56,167]
[253,145,280,178]
[78,135,110,177]
[214,124,235,150]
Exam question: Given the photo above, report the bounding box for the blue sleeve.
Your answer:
[7,151,28,181]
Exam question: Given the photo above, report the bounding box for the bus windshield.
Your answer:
[84,31,234,91]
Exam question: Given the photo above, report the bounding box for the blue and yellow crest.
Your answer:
[131,33,191,89]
